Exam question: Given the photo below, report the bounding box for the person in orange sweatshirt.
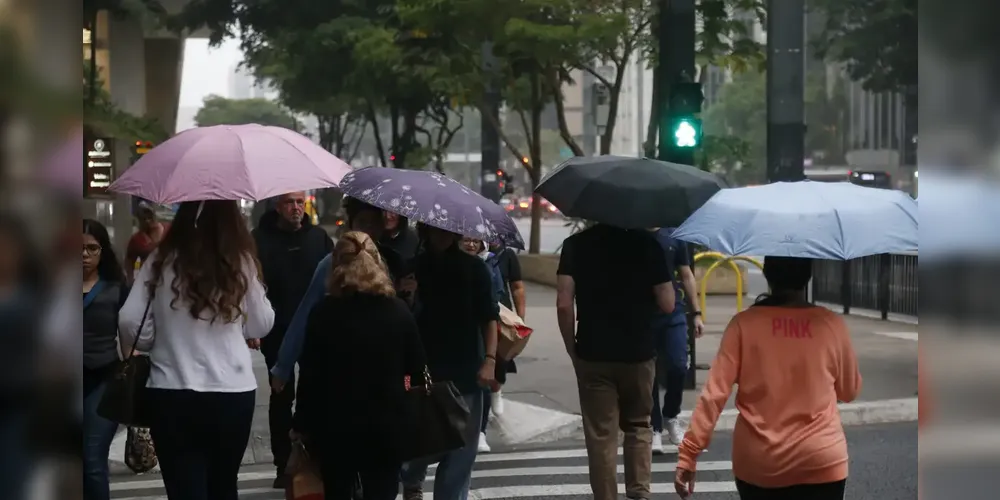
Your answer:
[674,256,862,500]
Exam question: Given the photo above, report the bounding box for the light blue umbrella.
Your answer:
[671,181,918,260]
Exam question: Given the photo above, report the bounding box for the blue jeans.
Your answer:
[402,392,484,500]
[651,321,689,431]
[83,380,119,500]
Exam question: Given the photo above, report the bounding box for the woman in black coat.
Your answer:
[292,231,426,500]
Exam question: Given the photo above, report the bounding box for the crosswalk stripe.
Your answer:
[111,446,738,499]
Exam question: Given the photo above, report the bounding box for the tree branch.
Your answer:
[547,66,585,156]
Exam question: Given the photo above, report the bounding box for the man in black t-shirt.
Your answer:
[555,224,675,500]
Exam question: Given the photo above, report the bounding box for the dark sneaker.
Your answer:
[403,487,423,500]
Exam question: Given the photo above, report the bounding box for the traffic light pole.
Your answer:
[656,0,700,390]
[765,0,806,182]
[656,0,696,167]
[480,41,502,203]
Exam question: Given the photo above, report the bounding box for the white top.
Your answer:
[118,250,275,393]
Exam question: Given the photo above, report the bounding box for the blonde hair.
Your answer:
[326,231,395,298]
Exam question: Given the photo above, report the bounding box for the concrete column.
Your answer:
[144,38,185,135]
[106,16,147,253]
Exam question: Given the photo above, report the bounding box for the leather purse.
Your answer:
[97,293,154,427]
[398,366,471,462]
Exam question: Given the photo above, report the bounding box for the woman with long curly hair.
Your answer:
[118,200,274,500]
[291,231,426,500]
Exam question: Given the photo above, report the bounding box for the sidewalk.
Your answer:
[493,283,918,443]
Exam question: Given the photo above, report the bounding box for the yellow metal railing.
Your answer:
[693,252,763,316]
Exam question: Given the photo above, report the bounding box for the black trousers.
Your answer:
[320,457,400,500]
[735,478,846,500]
[147,389,256,500]
[263,339,296,472]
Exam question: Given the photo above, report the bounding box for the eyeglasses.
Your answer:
[83,244,102,256]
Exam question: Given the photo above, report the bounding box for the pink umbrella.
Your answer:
[108,124,352,204]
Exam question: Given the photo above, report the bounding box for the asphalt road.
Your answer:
[110,422,918,499]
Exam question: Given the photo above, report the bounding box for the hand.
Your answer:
[399,275,418,304]
[246,338,261,350]
[693,315,705,338]
[478,358,497,390]
[674,468,695,498]
[271,376,286,393]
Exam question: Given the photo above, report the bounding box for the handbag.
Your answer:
[97,293,154,427]
[285,441,324,500]
[123,426,158,474]
[398,366,471,462]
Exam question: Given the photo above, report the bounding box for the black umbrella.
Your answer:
[535,155,728,229]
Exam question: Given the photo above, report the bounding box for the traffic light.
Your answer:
[668,117,702,148]
[497,169,514,195]
[659,82,704,162]
[666,82,703,150]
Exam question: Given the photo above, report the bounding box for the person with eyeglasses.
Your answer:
[82,219,129,500]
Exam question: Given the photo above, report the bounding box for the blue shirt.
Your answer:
[652,228,690,326]
[271,254,331,381]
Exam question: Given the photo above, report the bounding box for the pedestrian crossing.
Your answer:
[110,444,740,499]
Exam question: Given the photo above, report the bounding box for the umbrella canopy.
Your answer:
[108,124,352,204]
[535,155,728,228]
[339,167,524,249]
[671,181,918,260]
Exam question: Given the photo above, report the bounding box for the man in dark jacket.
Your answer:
[251,191,333,488]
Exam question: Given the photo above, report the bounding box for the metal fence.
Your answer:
[811,252,919,319]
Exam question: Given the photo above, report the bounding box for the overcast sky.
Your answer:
[178,38,241,108]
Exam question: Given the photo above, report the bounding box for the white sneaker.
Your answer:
[491,390,504,417]
[666,418,685,445]
[651,431,664,455]
[478,432,491,453]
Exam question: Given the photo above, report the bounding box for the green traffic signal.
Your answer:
[670,117,702,149]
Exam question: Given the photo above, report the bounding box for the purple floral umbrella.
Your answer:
[340,167,525,249]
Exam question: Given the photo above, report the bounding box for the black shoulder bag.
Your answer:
[97,292,154,427]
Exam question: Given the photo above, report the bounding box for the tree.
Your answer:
[701,68,844,185]
[701,70,766,184]
[808,0,916,94]
[193,95,301,130]
[173,0,468,170]
[392,0,564,252]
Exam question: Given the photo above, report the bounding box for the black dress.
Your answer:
[293,292,426,500]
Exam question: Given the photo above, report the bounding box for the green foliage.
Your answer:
[808,0,916,93]
[701,67,848,185]
[701,70,766,184]
[193,94,301,130]
[174,0,468,169]
[83,62,167,143]
[694,0,767,72]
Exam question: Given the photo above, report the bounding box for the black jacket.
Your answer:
[252,211,333,342]
[293,293,426,460]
